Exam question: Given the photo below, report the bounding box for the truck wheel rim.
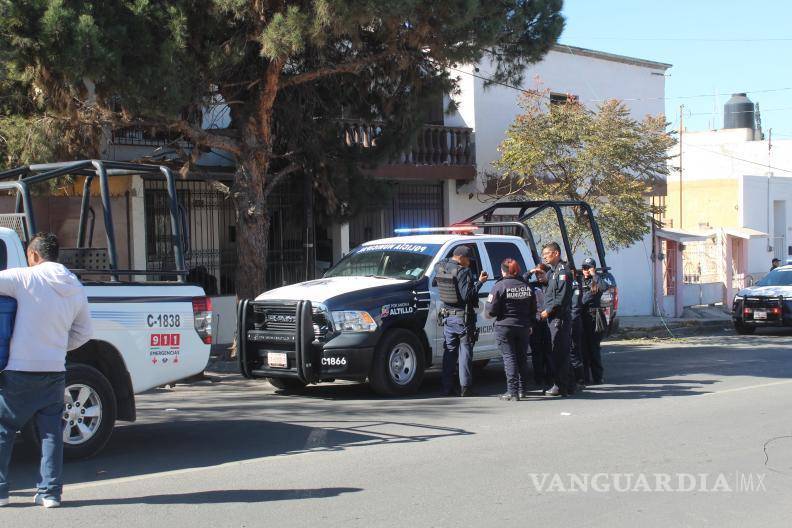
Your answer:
[388,343,416,385]
[63,384,102,445]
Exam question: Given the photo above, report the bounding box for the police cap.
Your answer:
[581,257,596,269]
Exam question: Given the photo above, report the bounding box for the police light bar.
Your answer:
[394,225,478,235]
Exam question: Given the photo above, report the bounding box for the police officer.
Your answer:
[570,267,586,390]
[539,242,574,397]
[436,246,488,397]
[527,265,552,390]
[486,258,535,401]
[580,257,610,385]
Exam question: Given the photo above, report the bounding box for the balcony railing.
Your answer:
[111,126,194,148]
[339,121,475,166]
[112,121,476,168]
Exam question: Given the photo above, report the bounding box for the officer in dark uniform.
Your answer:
[580,257,610,385]
[527,265,552,390]
[486,258,536,401]
[436,245,488,397]
[539,242,574,397]
[570,267,586,390]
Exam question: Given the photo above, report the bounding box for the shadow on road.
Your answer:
[10,417,471,492]
[62,487,363,507]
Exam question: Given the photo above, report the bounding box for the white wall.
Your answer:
[742,175,792,273]
[443,47,668,315]
[447,47,668,192]
[673,129,792,183]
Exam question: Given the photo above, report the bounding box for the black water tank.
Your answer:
[724,93,755,129]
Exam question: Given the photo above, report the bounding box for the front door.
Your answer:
[430,242,497,362]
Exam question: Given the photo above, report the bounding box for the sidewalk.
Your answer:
[612,306,733,339]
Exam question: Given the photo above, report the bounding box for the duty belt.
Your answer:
[442,307,466,316]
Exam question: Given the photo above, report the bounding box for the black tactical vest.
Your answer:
[435,259,464,307]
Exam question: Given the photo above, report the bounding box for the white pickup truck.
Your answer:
[239,200,617,396]
[0,160,213,458]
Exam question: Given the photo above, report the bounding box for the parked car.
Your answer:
[0,160,213,458]
[732,265,792,335]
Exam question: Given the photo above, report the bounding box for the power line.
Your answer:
[689,106,792,116]
[587,37,792,42]
[684,143,792,174]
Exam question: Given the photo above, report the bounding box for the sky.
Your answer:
[559,0,792,139]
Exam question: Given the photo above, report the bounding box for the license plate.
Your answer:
[754,310,767,320]
[268,352,288,368]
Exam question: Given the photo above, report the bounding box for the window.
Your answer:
[757,268,792,287]
[550,92,579,106]
[444,243,482,277]
[0,241,6,270]
[485,242,527,278]
[325,244,441,280]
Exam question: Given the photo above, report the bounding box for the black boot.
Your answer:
[460,386,479,397]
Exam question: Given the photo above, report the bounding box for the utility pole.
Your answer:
[679,104,684,230]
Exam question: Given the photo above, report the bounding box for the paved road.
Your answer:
[3,330,792,527]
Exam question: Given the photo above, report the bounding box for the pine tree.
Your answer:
[0,0,564,297]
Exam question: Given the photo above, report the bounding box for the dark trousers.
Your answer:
[0,371,66,500]
[548,316,572,396]
[442,316,474,392]
[530,320,552,386]
[581,310,605,382]
[570,315,585,384]
[495,325,532,395]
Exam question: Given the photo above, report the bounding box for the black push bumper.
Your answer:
[238,299,376,382]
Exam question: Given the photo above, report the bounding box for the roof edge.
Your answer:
[552,44,673,70]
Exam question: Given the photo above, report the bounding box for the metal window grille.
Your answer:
[349,182,444,247]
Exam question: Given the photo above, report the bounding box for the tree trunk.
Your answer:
[229,60,282,300]
[233,155,271,300]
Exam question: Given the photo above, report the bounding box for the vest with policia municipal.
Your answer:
[435,258,465,308]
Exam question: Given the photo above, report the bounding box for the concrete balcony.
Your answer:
[339,120,476,181]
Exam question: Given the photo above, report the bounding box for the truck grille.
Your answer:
[252,302,298,332]
[252,301,333,339]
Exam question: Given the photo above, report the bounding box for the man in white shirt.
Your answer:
[0,233,92,508]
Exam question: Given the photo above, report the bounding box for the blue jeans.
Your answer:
[0,371,66,500]
[442,316,474,392]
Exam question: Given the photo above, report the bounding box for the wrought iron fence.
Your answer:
[144,177,309,294]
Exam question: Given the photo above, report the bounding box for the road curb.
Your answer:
[611,319,733,340]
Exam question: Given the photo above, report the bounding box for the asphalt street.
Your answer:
[3,329,792,527]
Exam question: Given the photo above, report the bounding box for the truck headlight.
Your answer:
[331,311,378,333]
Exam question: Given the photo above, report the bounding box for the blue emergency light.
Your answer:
[394,225,478,235]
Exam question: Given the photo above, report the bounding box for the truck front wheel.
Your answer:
[23,363,117,460]
[369,329,425,396]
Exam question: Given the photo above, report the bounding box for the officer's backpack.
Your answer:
[435,259,464,307]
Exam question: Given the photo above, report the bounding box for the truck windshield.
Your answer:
[756,269,792,287]
[325,243,441,280]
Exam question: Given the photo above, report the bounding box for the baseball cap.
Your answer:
[453,246,475,259]
[581,257,596,269]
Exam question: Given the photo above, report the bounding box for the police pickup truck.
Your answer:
[0,161,213,458]
[239,201,617,396]
[732,265,792,334]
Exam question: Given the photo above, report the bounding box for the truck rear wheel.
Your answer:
[24,363,117,460]
[369,329,425,396]
[267,377,308,393]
